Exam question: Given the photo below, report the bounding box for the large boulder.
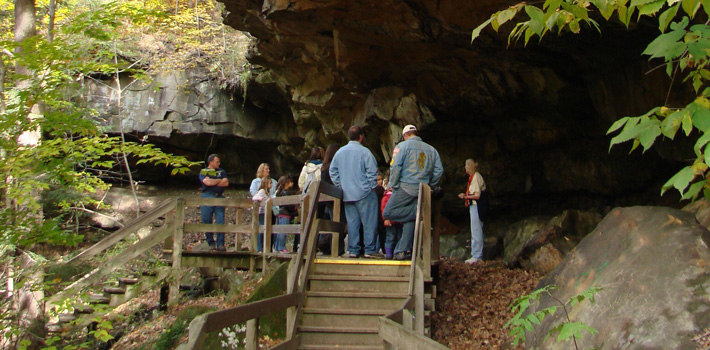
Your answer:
[503,210,602,274]
[527,206,710,349]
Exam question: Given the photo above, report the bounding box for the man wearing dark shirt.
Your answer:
[199,154,229,251]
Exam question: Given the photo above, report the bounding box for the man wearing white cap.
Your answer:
[383,124,444,260]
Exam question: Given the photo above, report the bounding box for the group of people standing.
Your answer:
[198,124,487,263]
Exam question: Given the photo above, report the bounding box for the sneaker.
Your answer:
[364,252,385,259]
[216,246,227,252]
[465,257,481,265]
[386,254,393,260]
[208,244,217,251]
[279,249,290,253]
[393,251,412,260]
[341,251,361,258]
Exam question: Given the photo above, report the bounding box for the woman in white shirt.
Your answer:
[458,159,486,265]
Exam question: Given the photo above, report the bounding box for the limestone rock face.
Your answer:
[528,206,710,349]
[215,0,680,214]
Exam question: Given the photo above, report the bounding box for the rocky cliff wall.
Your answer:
[215,0,685,215]
[93,0,689,220]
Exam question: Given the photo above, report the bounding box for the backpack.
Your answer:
[303,168,319,193]
[477,190,490,222]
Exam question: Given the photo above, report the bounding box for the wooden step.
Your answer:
[89,294,110,304]
[307,278,408,294]
[58,313,76,323]
[300,313,382,329]
[305,291,408,299]
[103,286,127,294]
[298,326,378,334]
[308,275,409,282]
[311,261,410,277]
[118,277,139,286]
[299,345,383,350]
[298,329,382,347]
[302,308,387,316]
[304,295,406,310]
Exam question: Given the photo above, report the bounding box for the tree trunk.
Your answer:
[47,0,55,43]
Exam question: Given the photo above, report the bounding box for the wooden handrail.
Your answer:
[182,292,302,350]
[66,198,178,265]
[181,181,344,350]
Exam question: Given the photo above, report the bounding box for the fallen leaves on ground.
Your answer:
[431,257,542,350]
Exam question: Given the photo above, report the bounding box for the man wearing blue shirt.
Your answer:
[330,126,382,258]
[199,154,229,251]
[384,125,444,260]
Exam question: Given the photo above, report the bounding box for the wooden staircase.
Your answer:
[180,181,448,350]
[298,259,411,350]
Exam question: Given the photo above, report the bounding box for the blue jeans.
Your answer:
[257,213,266,252]
[385,224,403,253]
[201,192,225,247]
[274,216,289,251]
[383,188,417,255]
[344,190,378,255]
[470,205,484,259]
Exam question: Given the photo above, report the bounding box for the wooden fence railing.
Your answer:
[379,183,450,350]
[179,181,344,350]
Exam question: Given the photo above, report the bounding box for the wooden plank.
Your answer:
[169,199,185,306]
[268,195,303,206]
[236,208,244,251]
[421,187,432,279]
[185,313,208,350]
[246,319,258,350]
[270,225,302,234]
[67,198,177,265]
[201,293,302,332]
[415,265,425,334]
[317,220,343,233]
[250,202,258,272]
[183,223,251,234]
[49,223,176,306]
[409,184,426,296]
[378,317,450,350]
[184,197,252,207]
[269,334,300,350]
[315,181,343,200]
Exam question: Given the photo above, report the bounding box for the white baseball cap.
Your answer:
[402,125,417,135]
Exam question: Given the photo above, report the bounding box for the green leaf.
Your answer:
[497,7,522,28]
[472,17,494,42]
[638,0,665,15]
[694,132,710,156]
[543,0,563,10]
[640,121,662,152]
[607,116,631,134]
[682,180,706,200]
[554,321,598,342]
[661,166,695,194]
[683,110,694,136]
[642,26,687,59]
[659,3,681,32]
[662,110,684,138]
[682,0,701,17]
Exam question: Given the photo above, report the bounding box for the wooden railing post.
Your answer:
[245,318,258,350]
[263,199,273,273]
[300,194,311,253]
[422,188,432,279]
[169,198,185,306]
[236,207,244,251]
[250,202,259,272]
[331,197,341,257]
